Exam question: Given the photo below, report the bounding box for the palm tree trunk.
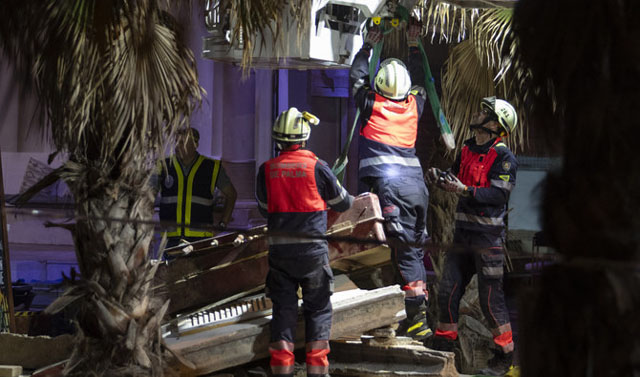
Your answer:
[57,167,168,377]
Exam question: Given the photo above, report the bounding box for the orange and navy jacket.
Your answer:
[349,46,427,181]
[452,137,518,236]
[159,154,221,238]
[255,147,353,257]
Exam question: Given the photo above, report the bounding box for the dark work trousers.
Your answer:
[371,176,430,310]
[437,229,510,330]
[267,252,334,344]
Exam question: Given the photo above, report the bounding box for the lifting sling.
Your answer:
[332,5,455,183]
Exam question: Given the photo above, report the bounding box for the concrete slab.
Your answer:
[165,286,405,376]
[330,338,458,377]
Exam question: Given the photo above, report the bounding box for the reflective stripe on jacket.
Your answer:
[357,93,422,180]
[453,137,518,235]
[159,155,221,238]
[349,46,426,182]
[362,93,418,148]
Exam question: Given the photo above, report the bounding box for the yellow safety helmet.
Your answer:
[375,58,412,100]
[481,96,518,136]
[272,107,320,143]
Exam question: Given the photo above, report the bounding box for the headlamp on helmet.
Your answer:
[272,107,320,148]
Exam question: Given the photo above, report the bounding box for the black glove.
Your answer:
[426,167,442,185]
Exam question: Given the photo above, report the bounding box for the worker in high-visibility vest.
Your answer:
[256,108,353,377]
[157,128,237,249]
[349,21,432,341]
[427,97,518,376]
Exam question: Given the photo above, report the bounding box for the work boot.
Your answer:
[426,335,462,372]
[426,336,457,352]
[478,349,514,376]
[396,310,433,340]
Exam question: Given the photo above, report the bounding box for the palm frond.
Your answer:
[3,0,203,189]
[228,0,286,69]
[421,0,478,43]
[471,8,512,75]
[441,39,527,153]
[441,40,494,148]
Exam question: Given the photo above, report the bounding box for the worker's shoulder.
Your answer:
[492,143,518,166]
[409,85,426,98]
[493,141,514,155]
[199,155,223,165]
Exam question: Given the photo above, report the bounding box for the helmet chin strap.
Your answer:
[470,117,502,136]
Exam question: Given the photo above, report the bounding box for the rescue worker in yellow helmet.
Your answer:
[157,128,237,250]
[256,108,353,377]
[349,20,432,341]
[427,96,518,376]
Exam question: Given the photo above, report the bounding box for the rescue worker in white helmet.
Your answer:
[255,107,354,377]
[349,19,432,341]
[426,96,518,376]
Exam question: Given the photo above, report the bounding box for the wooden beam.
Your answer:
[0,148,16,333]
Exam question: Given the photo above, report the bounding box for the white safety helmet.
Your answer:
[272,107,320,143]
[374,58,412,100]
[481,96,518,135]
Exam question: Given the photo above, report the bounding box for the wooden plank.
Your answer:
[165,285,406,376]
[0,148,16,333]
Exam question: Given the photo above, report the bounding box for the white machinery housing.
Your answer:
[202,0,417,69]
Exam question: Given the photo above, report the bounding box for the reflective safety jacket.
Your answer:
[349,46,427,181]
[452,137,518,236]
[159,154,221,238]
[256,147,353,257]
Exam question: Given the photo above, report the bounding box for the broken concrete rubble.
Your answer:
[330,337,458,377]
[166,285,406,376]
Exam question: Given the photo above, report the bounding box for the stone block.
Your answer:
[0,333,72,370]
[0,365,22,377]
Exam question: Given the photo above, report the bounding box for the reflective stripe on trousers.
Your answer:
[306,340,330,376]
[269,340,295,376]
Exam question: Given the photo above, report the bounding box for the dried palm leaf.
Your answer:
[2,1,203,375]
[228,0,286,69]
[421,0,478,43]
[441,40,494,147]
[471,8,511,75]
[441,39,526,153]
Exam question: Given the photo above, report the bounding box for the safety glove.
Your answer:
[442,173,471,196]
[364,27,383,51]
[406,19,421,47]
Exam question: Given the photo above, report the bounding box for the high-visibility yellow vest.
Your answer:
[159,155,220,238]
